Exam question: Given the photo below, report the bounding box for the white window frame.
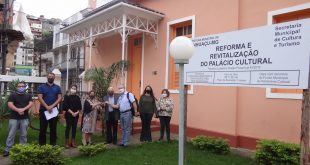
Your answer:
[165,15,195,94]
[266,3,310,100]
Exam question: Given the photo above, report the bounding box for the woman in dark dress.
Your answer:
[63,84,82,148]
[139,85,157,142]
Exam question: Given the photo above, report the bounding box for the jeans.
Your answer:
[106,112,118,144]
[120,111,132,146]
[159,116,171,140]
[65,113,79,139]
[39,111,58,145]
[5,119,29,152]
[140,113,153,142]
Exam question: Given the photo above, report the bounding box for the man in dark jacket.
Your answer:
[103,87,119,144]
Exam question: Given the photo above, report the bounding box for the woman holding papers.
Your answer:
[81,90,102,145]
[63,84,82,148]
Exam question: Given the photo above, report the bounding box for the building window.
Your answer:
[55,33,60,42]
[169,21,192,89]
[266,6,310,99]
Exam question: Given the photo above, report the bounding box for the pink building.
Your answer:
[61,0,310,149]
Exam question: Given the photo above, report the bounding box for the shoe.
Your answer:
[65,139,70,149]
[71,139,77,148]
[158,138,163,142]
[118,143,124,147]
[3,151,9,157]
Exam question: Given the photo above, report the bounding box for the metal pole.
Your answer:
[178,63,185,165]
[39,53,41,76]
[66,43,70,91]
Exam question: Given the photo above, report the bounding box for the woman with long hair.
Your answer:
[63,84,82,148]
[139,85,157,142]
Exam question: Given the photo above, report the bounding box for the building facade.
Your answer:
[61,0,310,149]
[52,7,93,92]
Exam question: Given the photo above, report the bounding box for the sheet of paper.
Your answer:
[44,107,59,120]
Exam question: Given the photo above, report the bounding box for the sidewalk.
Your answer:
[0,131,177,165]
[0,131,254,165]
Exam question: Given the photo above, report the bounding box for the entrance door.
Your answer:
[127,35,142,98]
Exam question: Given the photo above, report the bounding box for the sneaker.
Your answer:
[3,151,9,157]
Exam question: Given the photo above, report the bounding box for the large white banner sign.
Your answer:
[185,19,310,89]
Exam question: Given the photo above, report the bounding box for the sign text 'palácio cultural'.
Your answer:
[185,19,310,89]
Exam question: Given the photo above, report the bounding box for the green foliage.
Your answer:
[0,145,4,153]
[255,139,300,165]
[84,60,129,99]
[191,135,230,155]
[9,144,69,165]
[0,96,10,119]
[7,79,25,93]
[78,144,106,157]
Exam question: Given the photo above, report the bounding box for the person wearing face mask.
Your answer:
[109,84,137,147]
[81,90,102,145]
[38,72,62,145]
[157,89,174,142]
[103,87,120,144]
[3,82,33,157]
[138,85,157,142]
[62,84,82,148]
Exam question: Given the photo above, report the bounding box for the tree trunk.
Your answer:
[300,88,309,165]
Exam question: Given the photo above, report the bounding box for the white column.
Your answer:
[88,27,93,91]
[66,42,70,91]
[140,32,145,94]
[121,14,126,87]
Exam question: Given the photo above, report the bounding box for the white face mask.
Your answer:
[70,89,76,94]
[162,93,167,98]
[119,88,125,93]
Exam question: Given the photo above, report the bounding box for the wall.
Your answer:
[135,0,309,148]
[85,0,310,149]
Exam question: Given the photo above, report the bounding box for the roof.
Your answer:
[84,0,164,17]
[60,0,164,32]
[0,29,25,41]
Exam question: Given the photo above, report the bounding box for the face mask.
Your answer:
[119,88,125,93]
[89,95,95,99]
[17,87,26,93]
[70,89,76,94]
[48,78,54,84]
[162,93,167,98]
[108,92,114,96]
[146,90,151,94]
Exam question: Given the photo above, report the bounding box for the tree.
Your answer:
[84,60,129,99]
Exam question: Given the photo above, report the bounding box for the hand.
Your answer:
[135,111,140,117]
[17,109,24,115]
[47,106,53,113]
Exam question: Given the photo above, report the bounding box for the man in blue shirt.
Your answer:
[38,72,62,145]
[109,85,138,147]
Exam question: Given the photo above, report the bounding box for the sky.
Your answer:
[15,0,88,20]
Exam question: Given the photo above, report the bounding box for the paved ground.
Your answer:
[0,131,254,165]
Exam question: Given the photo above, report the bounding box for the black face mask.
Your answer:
[48,78,54,84]
[146,90,151,94]
[90,95,95,99]
[108,92,114,96]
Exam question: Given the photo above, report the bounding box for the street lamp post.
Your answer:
[169,36,194,165]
